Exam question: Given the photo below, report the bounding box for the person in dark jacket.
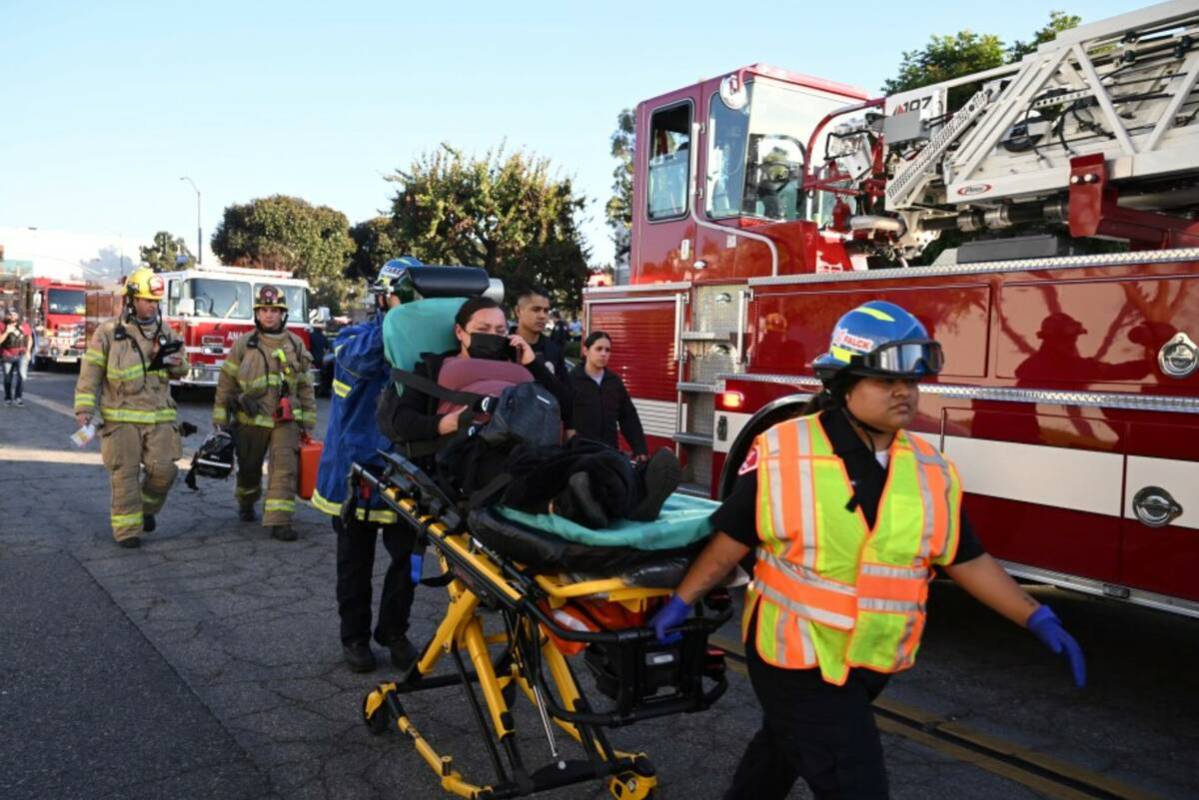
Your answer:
[514,285,571,426]
[567,331,648,460]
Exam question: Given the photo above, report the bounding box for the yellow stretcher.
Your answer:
[353,452,729,799]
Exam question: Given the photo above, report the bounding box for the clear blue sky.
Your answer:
[1,0,1142,267]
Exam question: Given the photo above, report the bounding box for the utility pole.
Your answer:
[180,176,202,265]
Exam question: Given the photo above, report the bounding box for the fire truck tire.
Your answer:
[32,357,48,371]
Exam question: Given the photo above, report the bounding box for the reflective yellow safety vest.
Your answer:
[743,413,962,685]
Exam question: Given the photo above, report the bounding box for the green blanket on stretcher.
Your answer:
[495,492,719,550]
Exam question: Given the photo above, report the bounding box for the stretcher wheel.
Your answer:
[362,688,389,736]
[608,770,658,799]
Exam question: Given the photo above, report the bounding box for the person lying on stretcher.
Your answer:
[377,296,681,528]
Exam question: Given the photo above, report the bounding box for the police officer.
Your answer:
[312,260,417,673]
[74,267,189,548]
[651,301,1087,799]
[213,284,316,541]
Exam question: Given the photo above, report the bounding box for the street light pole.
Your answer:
[180,176,202,265]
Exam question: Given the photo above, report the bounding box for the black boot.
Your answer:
[343,641,376,673]
[238,506,256,522]
[551,472,609,529]
[117,536,141,549]
[385,635,419,672]
[143,514,157,533]
[628,449,682,522]
[269,525,297,541]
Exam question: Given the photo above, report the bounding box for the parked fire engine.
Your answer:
[0,272,88,368]
[85,264,320,388]
[29,277,88,368]
[584,1,1199,618]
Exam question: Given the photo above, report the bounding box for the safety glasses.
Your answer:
[860,339,944,376]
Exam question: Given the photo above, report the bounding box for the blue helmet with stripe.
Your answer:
[370,256,424,300]
[812,300,943,382]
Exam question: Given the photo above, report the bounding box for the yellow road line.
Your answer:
[709,635,1158,800]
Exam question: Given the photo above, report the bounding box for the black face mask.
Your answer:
[467,332,513,361]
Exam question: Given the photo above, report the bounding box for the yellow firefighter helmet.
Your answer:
[125,267,166,301]
[253,284,289,310]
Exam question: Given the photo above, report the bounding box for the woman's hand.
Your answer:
[437,413,459,436]
[509,335,534,366]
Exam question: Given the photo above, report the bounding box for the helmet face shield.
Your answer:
[812,301,943,383]
[861,339,944,377]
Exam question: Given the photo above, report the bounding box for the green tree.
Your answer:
[1007,11,1081,62]
[348,216,409,281]
[882,30,1006,110]
[605,109,635,271]
[385,144,591,309]
[211,195,357,312]
[882,11,1081,109]
[139,231,194,272]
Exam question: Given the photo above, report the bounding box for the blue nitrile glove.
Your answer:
[1027,605,1087,688]
[649,595,691,645]
[409,552,424,586]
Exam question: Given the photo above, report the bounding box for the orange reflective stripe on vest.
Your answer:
[746,413,962,685]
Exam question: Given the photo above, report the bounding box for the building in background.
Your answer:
[0,227,153,284]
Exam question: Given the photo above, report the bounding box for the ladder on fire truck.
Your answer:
[891,0,1199,208]
[821,0,1199,258]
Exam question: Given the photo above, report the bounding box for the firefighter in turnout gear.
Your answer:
[74,267,189,548]
[650,300,1087,799]
[213,284,316,541]
[313,258,418,673]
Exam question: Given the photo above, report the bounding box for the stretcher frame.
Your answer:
[352,451,729,799]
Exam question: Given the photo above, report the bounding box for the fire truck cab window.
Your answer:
[48,289,85,315]
[707,77,847,224]
[174,278,251,320]
[647,102,692,221]
[254,283,307,322]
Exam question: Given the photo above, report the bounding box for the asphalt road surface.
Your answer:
[1,368,1196,799]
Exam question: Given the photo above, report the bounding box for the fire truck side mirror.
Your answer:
[176,298,196,317]
[309,306,331,325]
[31,292,42,309]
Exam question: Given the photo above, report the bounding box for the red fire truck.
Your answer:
[86,264,319,388]
[585,2,1199,617]
[0,270,88,368]
[29,277,88,368]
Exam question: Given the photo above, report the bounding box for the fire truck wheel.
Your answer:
[32,357,48,371]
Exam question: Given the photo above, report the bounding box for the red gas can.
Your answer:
[298,434,323,501]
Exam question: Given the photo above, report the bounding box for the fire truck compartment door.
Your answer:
[1120,421,1199,603]
[995,273,1199,391]
[586,296,681,450]
[939,407,1123,586]
[750,283,989,378]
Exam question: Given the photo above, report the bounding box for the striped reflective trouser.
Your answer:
[100,422,181,542]
[235,423,299,526]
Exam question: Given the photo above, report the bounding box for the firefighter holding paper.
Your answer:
[74,268,189,548]
[213,284,316,541]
